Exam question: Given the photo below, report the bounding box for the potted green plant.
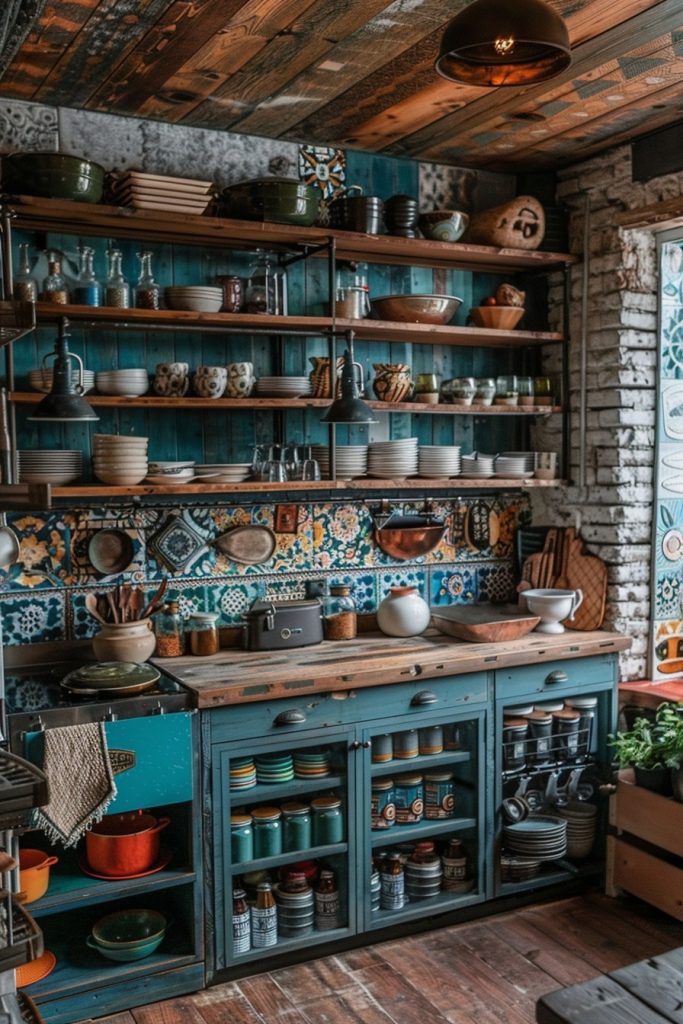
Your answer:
[610,701,683,795]
[657,701,683,801]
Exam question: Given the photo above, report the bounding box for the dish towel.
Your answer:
[34,723,117,848]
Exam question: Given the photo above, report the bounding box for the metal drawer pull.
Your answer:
[545,670,569,685]
[362,740,371,749]
[273,709,306,726]
[410,690,438,706]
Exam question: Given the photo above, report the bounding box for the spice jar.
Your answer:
[311,795,344,845]
[134,250,161,309]
[323,584,357,641]
[13,243,37,302]
[251,881,277,947]
[527,710,554,764]
[380,852,405,911]
[187,611,219,656]
[424,771,455,819]
[564,696,598,755]
[232,887,251,954]
[251,806,282,858]
[394,773,424,825]
[552,708,582,759]
[314,868,341,930]
[41,255,69,304]
[281,802,312,852]
[371,778,395,830]
[153,601,184,657]
[230,814,253,864]
[104,248,130,308]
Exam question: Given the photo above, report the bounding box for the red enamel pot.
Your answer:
[85,812,170,877]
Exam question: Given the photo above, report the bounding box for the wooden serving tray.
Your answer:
[430,604,540,643]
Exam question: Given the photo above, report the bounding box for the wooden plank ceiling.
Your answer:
[1,0,683,170]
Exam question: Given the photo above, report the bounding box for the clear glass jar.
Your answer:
[475,377,496,405]
[73,245,101,306]
[534,376,554,406]
[281,802,312,852]
[323,584,356,641]
[153,600,184,657]
[13,242,37,302]
[311,795,343,845]
[187,611,219,656]
[134,250,161,310]
[245,250,278,314]
[105,248,130,308]
[251,806,282,857]
[517,375,534,406]
[41,255,69,304]
[495,374,519,405]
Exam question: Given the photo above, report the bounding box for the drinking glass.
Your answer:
[301,446,321,481]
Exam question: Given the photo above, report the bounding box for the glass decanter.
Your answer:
[73,245,101,306]
[13,242,37,302]
[41,254,69,304]
[245,250,278,314]
[134,250,161,310]
[104,248,130,308]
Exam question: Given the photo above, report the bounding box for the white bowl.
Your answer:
[93,434,148,445]
[94,469,148,485]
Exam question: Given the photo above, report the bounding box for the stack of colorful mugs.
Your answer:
[255,753,294,783]
[230,757,256,791]
[294,751,330,778]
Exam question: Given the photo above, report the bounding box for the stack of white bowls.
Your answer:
[254,376,312,397]
[461,453,495,478]
[28,368,95,394]
[95,369,149,397]
[18,449,82,485]
[312,445,368,480]
[367,438,419,479]
[92,434,148,485]
[146,460,195,485]
[193,463,251,483]
[495,452,534,478]
[165,286,223,313]
[418,445,461,478]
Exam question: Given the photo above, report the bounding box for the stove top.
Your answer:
[2,661,194,752]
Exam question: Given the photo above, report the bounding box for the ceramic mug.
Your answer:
[535,451,558,480]
[225,362,255,397]
[153,361,189,397]
[193,366,228,398]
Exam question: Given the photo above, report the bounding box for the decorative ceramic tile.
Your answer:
[312,503,374,570]
[0,591,65,645]
[655,573,682,620]
[419,162,515,216]
[57,106,144,171]
[654,500,683,571]
[70,592,100,641]
[661,241,683,304]
[298,145,346,199]
[264,577,307,602]
[651,617,683,679]
[660,306,683,379]
[0,100,58,154]
[148,511,209,574]
[70,518,146,585]
[476,563,515,604]
[215,580,266,623]
[430,567,477,606]
[377,569,428,602]
[324,571,377,612]
[5,512,71,589]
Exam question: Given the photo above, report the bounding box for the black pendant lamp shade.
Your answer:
[28,321,99,422]
[435,0,571,87]
[320,347,377,425]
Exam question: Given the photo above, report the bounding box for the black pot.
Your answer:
[330,195,384,234]
[634,765,672,795]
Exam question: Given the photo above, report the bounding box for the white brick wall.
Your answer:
[532,142,680,679]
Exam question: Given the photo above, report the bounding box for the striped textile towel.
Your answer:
[34,723,117,848]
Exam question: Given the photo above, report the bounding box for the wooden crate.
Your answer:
[608,772,683,921]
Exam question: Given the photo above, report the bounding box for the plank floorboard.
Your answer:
[270,958,360,1003]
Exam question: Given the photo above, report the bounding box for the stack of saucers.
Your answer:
[146,460,195,485]
[500,853,541,882]
[95,369,149,397]
[230,756,256,791]
[495,452,534,479]
[18,449,82,485]
[367,438,419,479]
[418,445,461,478]
[165,286,223,313]
[274,883,314,937]
[461,453,495,478]
[503,815,567,861]
[254,376,312,397]
[370,870,381,912]
[294,751,330,778]
[557,801,597,859]
[405,856,443,901]
[255,753,294,784]
[28,367,95,394]
[110,171,213,215]
[193,463,251,483]
[92,434,148,486]
[311,445,368,480]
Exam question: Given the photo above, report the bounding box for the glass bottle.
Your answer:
[134,250,161,310]
[187,611,219,656]
[380,851,404,910]
[153,600,185,657]
[73,245,101,306]
[105,248,131,308]
[232,887,251,954]
[41,255,69,304]
[245,250,278,314]
[251,880,277,948]
[13,243,37,302]
[323,584,356,641]
[314,868,340,931]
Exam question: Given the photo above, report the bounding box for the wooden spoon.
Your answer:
[140,578,168,620]
[85,591,108,626]
[106,590,119,624]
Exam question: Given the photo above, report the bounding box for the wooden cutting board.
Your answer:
[564,531,608,631]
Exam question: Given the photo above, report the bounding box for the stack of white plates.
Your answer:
[92,434,148,486]
[418,445,461,478]
[312,445,368,480]
[461,453,495,478]
[194,463,251,483]
[28,368,95,394]
[111,172,213,215]
[165,286,223,313]
[254,376,312,397]
[18,449,82,485]
[495,451,534,478]
[367,438,419,479]
[95,369,149,397]
[146,460,195,486]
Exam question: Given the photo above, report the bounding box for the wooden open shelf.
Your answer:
[11,195,576,273]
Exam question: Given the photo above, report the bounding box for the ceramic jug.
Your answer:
[372,363,413,403]
[377,586,431,637]
[309,356,344,398]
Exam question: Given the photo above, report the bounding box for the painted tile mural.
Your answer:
[0,495,529,644]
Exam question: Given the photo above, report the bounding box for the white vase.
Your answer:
[377,586,431,637]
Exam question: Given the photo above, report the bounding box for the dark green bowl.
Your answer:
[2,152,105,203]
[92,908,167,947]
[222,177,320,226]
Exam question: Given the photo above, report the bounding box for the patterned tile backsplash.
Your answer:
[0,495,529,645]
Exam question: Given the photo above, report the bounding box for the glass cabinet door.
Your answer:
[212,728,356,969]
[360,708,487,930]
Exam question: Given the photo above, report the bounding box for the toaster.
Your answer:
[242,598,324,651]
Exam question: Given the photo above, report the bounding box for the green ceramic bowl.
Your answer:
[2,152,105,203]
[91,908,167,948]
[222,178,320,226]
[87,933,164,961]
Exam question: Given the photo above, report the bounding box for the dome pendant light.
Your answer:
[435,0,571,87]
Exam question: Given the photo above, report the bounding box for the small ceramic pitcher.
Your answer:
[192,366,228,398]
[309,355,345,398]
[225,362,255,397]
[153,361,189,397]
[372,363,413,403]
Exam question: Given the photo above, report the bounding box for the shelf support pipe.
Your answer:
[0,206,16,483]
[578,194,591,489]
[328,236,337,483]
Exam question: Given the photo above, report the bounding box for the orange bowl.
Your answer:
[469,305,524,329]
[16,950,56,987]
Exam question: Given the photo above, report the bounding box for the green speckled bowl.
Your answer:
[2,152,105,203]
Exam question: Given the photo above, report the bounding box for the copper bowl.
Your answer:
[370,294,462,325]
[374,514,446,560]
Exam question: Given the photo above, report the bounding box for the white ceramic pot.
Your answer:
[377,586,431,637]
[92,620,156,663]
[522,588,583,634]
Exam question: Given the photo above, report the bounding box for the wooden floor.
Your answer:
[89,893,683,1024]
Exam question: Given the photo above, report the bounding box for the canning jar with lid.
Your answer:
[311,795,344,845]
[187,611,219,656]
[251,806,282,858]
[281,802,312,852]
[230,814,253,863]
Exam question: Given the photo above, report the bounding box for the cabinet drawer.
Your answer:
[495,654,616,701]
[209,672,490,742]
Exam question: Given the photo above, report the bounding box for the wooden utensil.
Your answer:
[564,532,608,631]
[139,578,168,620]
[106,591,119,624]
[85,592,108,626]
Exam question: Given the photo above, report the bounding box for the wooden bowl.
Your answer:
[469,305,524,329]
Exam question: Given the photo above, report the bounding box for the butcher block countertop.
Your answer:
[155,630,631,708]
